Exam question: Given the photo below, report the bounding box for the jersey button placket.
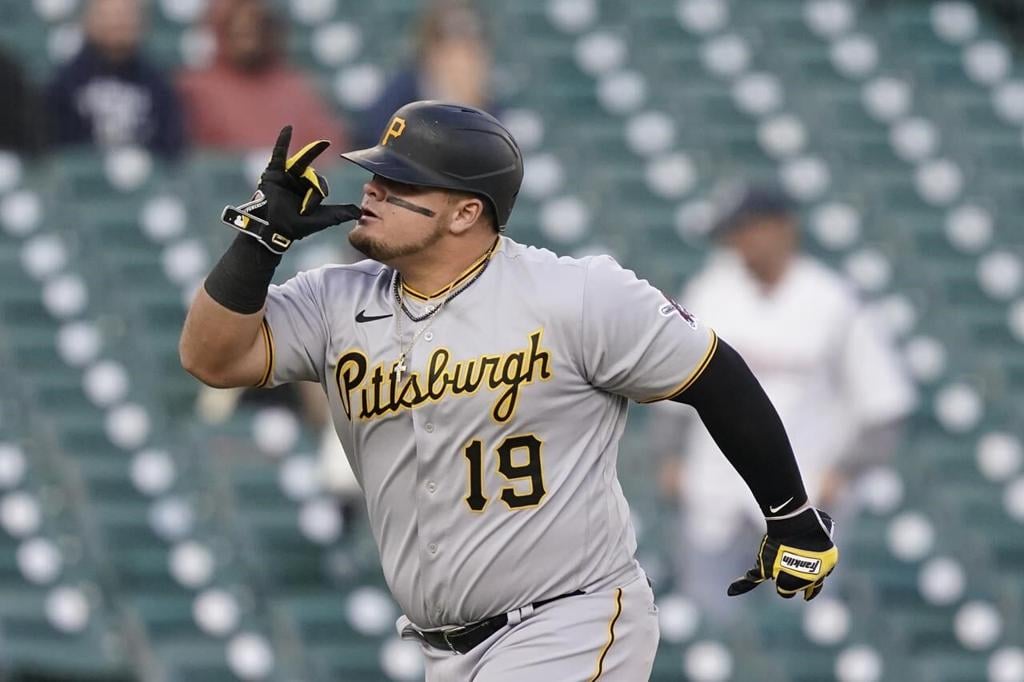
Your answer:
[411,409,443,575]
[424,331,434,342]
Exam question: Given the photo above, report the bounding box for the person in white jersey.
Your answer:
[179,101,840,681]
[657,183,913,621]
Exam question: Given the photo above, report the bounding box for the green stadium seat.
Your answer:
[154,638,238,682]
[782,45,849,87]
[185,153,254,210]
[309,640,395,682]
[130,589,207,641]
[0,586,132,680]
[782,649,843,682]
[54,150,166,200]
[275,592,365,645]
[237,507,335,589]
[917,650,989,682]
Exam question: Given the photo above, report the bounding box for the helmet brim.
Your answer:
[340,146,455,192]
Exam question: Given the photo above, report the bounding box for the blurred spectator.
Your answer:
[653,182,916,618]
[0,48,47,156]
[178,0,346,152]
[46,0,185,157]
[357,0,493,147]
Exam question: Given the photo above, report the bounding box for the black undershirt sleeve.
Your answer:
[671,336,808,518]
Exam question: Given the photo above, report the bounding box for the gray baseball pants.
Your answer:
[414,570,659,681]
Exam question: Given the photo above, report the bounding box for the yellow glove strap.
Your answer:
[285,139,330,172]
[283,139,331,215]
[299,175,322,214]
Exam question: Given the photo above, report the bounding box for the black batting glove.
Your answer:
[221,125,362,254]
[727,507,839,601]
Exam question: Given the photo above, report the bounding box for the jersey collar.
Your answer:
[401,237,502,301]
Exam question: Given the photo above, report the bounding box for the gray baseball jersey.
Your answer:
[260,236,715,628]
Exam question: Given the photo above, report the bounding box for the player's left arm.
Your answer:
[671,338,838,601]
[578,255,837,601]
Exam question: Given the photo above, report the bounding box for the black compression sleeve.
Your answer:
[672,337,808,517]
[203,234,283,314]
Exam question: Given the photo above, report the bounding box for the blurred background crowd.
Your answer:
[0,0,1022,680]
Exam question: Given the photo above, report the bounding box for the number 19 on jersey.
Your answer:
[464,434,546,512]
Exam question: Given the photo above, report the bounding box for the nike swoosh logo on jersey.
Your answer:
[769,497,795,514]
[355,309,393,323]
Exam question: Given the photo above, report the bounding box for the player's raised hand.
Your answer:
[266,125,329,214]
[727,507,839,601]
[221,125,362,255]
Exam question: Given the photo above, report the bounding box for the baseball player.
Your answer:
[180,101,839,681]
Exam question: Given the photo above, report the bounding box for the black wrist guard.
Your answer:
[203,234,283,314]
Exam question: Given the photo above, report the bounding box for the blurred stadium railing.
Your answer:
[0,0,1022,680]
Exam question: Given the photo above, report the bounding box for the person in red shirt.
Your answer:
[177,0,346,153]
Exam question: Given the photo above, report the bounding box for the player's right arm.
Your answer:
[179,285,268,388]
[179,125,360,388]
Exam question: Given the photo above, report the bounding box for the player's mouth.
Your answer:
[358,206,380,224]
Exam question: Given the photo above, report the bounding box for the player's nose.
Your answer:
[363,177,386,200]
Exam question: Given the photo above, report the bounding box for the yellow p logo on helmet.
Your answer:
[381,116,406,146]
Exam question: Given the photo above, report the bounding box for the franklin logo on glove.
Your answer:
[780,552,822,575]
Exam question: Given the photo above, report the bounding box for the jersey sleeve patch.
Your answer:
[658,297,699,329]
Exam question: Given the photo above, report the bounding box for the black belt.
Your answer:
[414,590,585,655]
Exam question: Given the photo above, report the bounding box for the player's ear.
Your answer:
[447,195,485,236]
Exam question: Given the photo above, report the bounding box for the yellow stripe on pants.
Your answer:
[589,587,624,681]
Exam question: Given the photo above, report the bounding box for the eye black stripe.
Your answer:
[385,195,437,217]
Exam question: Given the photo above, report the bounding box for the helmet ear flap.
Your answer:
[487,203,501,232]
[501,189,520,230]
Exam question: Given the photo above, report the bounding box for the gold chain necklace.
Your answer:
[390,239,499,383]
[391,273,458,382]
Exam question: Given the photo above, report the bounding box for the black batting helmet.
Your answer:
[340,101,524,228]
